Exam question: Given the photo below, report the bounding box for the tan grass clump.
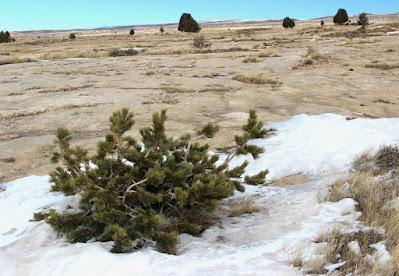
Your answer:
[229,197,260,217]
[0,56,36,66]
[293,47,330,69]
[232,74,282,87]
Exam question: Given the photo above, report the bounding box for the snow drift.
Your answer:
[1,113,399,276]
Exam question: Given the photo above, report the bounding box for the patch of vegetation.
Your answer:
[69,33,76,40]
[193,35,211,49]
[242,56,259,63]
[232,74,282,87]
[282,17,295,29]
[178,13,201,33]
[358,13,369,30]
[35,108,269,254]
[293,47,330,69]
[129,29,135,36]
[333,9,349,25]
[0,31,14,43]
[319,146,399,273]
[229,197,260,217]
[160,26,165,33]
[109,48,139,57]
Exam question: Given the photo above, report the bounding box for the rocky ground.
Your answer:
[1,14,399,183]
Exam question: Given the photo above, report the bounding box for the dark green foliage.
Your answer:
[40,109,268,254]
[0,31,13,43]
[129,29,135,36]
[358,13,369,29]
[245,170,269,185]
[178,13,201,33]
[333,9,349,25]
[69,33,76,39]
[160,26,165,33]
[282,17,295,28]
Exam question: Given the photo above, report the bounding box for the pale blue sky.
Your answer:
[1,1,398,31]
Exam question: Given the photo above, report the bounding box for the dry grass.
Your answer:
[257,49,281,58]
[242,56,259,63]
[193,35,211,49]
[229,197,261,217]
[232,73,282,87]
[365,63,399,70]
[321,146,399,274]
[109,48,139,57]
[0,56,36,66]
[293,47,330,69]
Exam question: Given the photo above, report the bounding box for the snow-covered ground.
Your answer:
[1,113,399,276]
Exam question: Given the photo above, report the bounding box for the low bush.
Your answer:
[193,35,210,49]
[35,108,269,254]
[69,33,76,40]
[109,48,139,57]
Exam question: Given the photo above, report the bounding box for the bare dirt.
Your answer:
[1,15,399,183]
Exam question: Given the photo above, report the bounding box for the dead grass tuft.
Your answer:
[229,197,261,217]
[293,47,330,69]
[242,56,259,63]
[232,74,282,87]
[0,56,36,66]
[365,63,399,70]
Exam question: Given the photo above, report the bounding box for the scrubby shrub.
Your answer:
[193,35,210,49]
[35,108,269,254]
[69,33,76,40]
[375,145,399,173]
[321,20,325,27]
[282,17,295,28]
[109,48,139,57]
[333,9,349,25]
[178,13,201,33]
[358,13,369,29]
[129,29,135,36]
[0,31,13,43]
[160,26,165,33]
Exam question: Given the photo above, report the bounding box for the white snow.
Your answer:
[1,113,399,276]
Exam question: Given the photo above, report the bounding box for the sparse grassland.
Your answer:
[0,15,399,183]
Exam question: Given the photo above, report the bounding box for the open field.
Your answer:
[1,14,399,183]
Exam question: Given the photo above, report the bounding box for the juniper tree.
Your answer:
[0,31,12,43]
[334,9,349,25]
[35,108,269,254]
[358,13,369,30]
[282,17,295,29]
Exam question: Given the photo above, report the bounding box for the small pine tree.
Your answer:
[129,29,135,36]
[160,26,165,33]
[358,13,369,29]
[321,20,325,27]
[69,33,76,39]
[333,9,349,25]
[282,17,295,28]
[35,109,269,254]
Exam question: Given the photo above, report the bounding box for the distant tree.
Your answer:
[0,31,12,43]
[69,33,76,39]
[282,17,295,28]
[178,13,201,33]
[160,26,165,33]
[129,29,135,35]
[333,9,349,25]
[321,20,325,27]
[358,13,369,29]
